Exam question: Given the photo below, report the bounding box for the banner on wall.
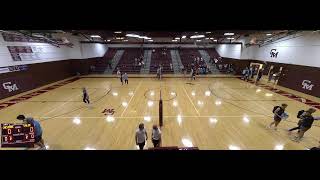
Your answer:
[0,65,28,74]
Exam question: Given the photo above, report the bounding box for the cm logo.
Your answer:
[2,82,19,92]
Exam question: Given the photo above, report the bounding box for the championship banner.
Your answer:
[0,65,28,74]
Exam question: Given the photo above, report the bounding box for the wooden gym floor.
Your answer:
[0,76,319,150]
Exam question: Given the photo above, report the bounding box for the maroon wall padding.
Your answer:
[220,57,320,98]
[0,58,100,100]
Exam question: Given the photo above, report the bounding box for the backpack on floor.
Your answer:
[272,106,280,113]
[297,110,305,118]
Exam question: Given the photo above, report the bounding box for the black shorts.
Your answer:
[274,115,282,122]
[35,135,42,143]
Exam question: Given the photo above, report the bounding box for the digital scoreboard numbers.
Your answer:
[1,123,35,148]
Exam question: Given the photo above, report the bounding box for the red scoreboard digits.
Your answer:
[1,123,35,148]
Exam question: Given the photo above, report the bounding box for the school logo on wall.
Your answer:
[302,80,314,91]
[102,108,115,115]
[270,49,279,58]
[2,82,19,92]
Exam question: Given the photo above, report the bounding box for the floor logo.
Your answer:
[302,80,314,90]
[102,108,115,115]
[2,82,19,92]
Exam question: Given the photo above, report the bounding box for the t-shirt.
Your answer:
[136,129,147,143]
[30,119,42,137]
[152,128,161,140]
[123,74,128,80]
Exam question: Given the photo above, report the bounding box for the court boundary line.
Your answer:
[181,84,201,116]
[120,81,142,117]
[37,115,267,119]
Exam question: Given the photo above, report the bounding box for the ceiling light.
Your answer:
[107,39,111,42]
[175,37,180,40]
[205,38,209,40]
[90,35,101,38]
[148,39,153,42]
[206,32,211,34]
[172,39,178,42]
[224,32,234,36]
[196,40,201,42]
[123,40,128,42]
[181,35,186,39]
[190,35,205,39]
[126,34,140,38]
[266,33,272,36]
[214,40,217,42]
[209,38,214,40]
[227,37,235,40]
[114,31,122,34]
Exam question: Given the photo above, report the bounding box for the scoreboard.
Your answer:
[1,123,35,148]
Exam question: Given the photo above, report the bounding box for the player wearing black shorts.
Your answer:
[269,104,288,130]
[82,87,90,104]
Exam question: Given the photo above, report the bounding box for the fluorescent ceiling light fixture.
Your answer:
[206,32,211,34]
[190,35,205,39]
[196,40,201,42]
[209,38,214,40]
[90,35,101,38]
[175,37,180,40]
[227,37,235,40]
[114,31,122,33]
[224,32,234,36]
[148,39,153,42]
[126,34,140,38]
[205,38,209,40]
[214,40,217,42]
[107,39,111,42]
[266,33,272,36]
[172,39,178,42]
[123,40,128,42]
[181,35,186,39]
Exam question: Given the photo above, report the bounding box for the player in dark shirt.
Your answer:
[82,87,90,104]
[292,108,320,142]
[268,104,288,130]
